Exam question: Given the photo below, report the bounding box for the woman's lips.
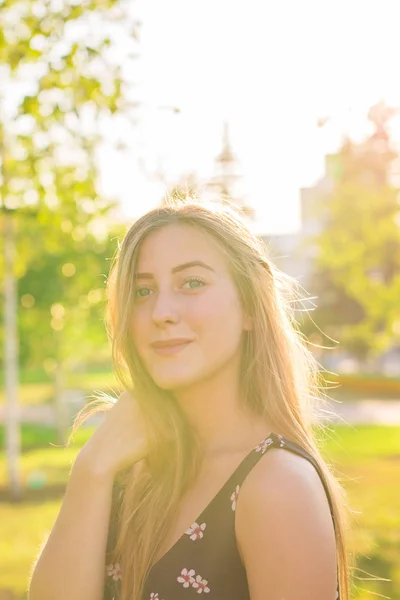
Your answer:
[152,341,193,356]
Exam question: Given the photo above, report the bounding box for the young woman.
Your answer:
[29,199,352,600]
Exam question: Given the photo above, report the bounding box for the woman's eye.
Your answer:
[135,277,205,299]
[135,287,152,298]
[182,277,206,289]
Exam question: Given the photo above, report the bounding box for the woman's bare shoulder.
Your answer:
[234,446,337,600]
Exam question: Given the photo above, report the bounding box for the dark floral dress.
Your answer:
[104,432,340,600]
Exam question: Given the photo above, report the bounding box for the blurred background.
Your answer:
[1,0,400,598]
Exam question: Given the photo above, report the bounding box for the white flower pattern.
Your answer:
[254,436,274,454]
[230,484,240,511]
[106,562,122,581]
[276,434,286,448]
[177,567,196,588]
[192,574,211,594]
[177,568,210,593]
[186,521,207,540]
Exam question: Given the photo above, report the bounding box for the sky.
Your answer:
[94,0,400,234]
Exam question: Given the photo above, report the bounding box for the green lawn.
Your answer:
[319,425,400,599]
[0,371,121,405]
[0,368,399,406]
[0,424,399,599]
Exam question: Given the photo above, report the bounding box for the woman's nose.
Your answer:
[151,290,180,325]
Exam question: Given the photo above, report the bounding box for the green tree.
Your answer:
[16,221,123,371]
[0,0,139,497]
[306,101,400,361]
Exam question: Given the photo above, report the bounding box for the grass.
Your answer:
[319,425,400,599]
[0,371,121,406]
[0,424,399,599]
[0,425,93,598]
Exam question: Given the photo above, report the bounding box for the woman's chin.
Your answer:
[151,370,199,392]
[154,378,192,392]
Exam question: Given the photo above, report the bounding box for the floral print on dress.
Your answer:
[177,568,196,588]
[230,484,240,511]
[186,521,207,540]
[177,568,210,593]
[105,431,340,600]
[192,574,211,594]
[106,562,122,581]
[254,436,274,454]
[276,434,286,448]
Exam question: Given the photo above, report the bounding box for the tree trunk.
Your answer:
[54,357,68,445]
[4,210,22,500]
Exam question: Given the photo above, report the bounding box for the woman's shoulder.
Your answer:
[235,434,337,550]
[239,438,326,510]
[234,439,338,597]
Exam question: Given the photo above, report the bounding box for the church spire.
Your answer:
[206,121,254,218]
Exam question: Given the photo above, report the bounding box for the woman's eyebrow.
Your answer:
[135,260,215,279]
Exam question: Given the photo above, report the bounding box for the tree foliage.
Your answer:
[308,102,400,359]
[0,0,139,371]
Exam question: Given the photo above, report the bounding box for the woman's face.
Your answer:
[130,223,251,391]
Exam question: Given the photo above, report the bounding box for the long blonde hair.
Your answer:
[73,198,354,599]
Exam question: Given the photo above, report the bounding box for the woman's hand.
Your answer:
[76,391,148,481]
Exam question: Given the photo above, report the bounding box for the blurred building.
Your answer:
[262,100,399,283]
[261,153,340,286]
[260,140,400,375]
[205,121,255,220]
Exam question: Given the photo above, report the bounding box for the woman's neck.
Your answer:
[172,360,271,459]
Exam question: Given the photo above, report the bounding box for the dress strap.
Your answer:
[232,432,336,521]
[232,431,340,600]
[267,433,336,523]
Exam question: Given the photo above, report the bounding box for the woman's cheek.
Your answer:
[189,293,221,323]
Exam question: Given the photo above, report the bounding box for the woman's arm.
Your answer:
[28,454,115,600]
[28,391,148,600]
[235,448,338,600]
